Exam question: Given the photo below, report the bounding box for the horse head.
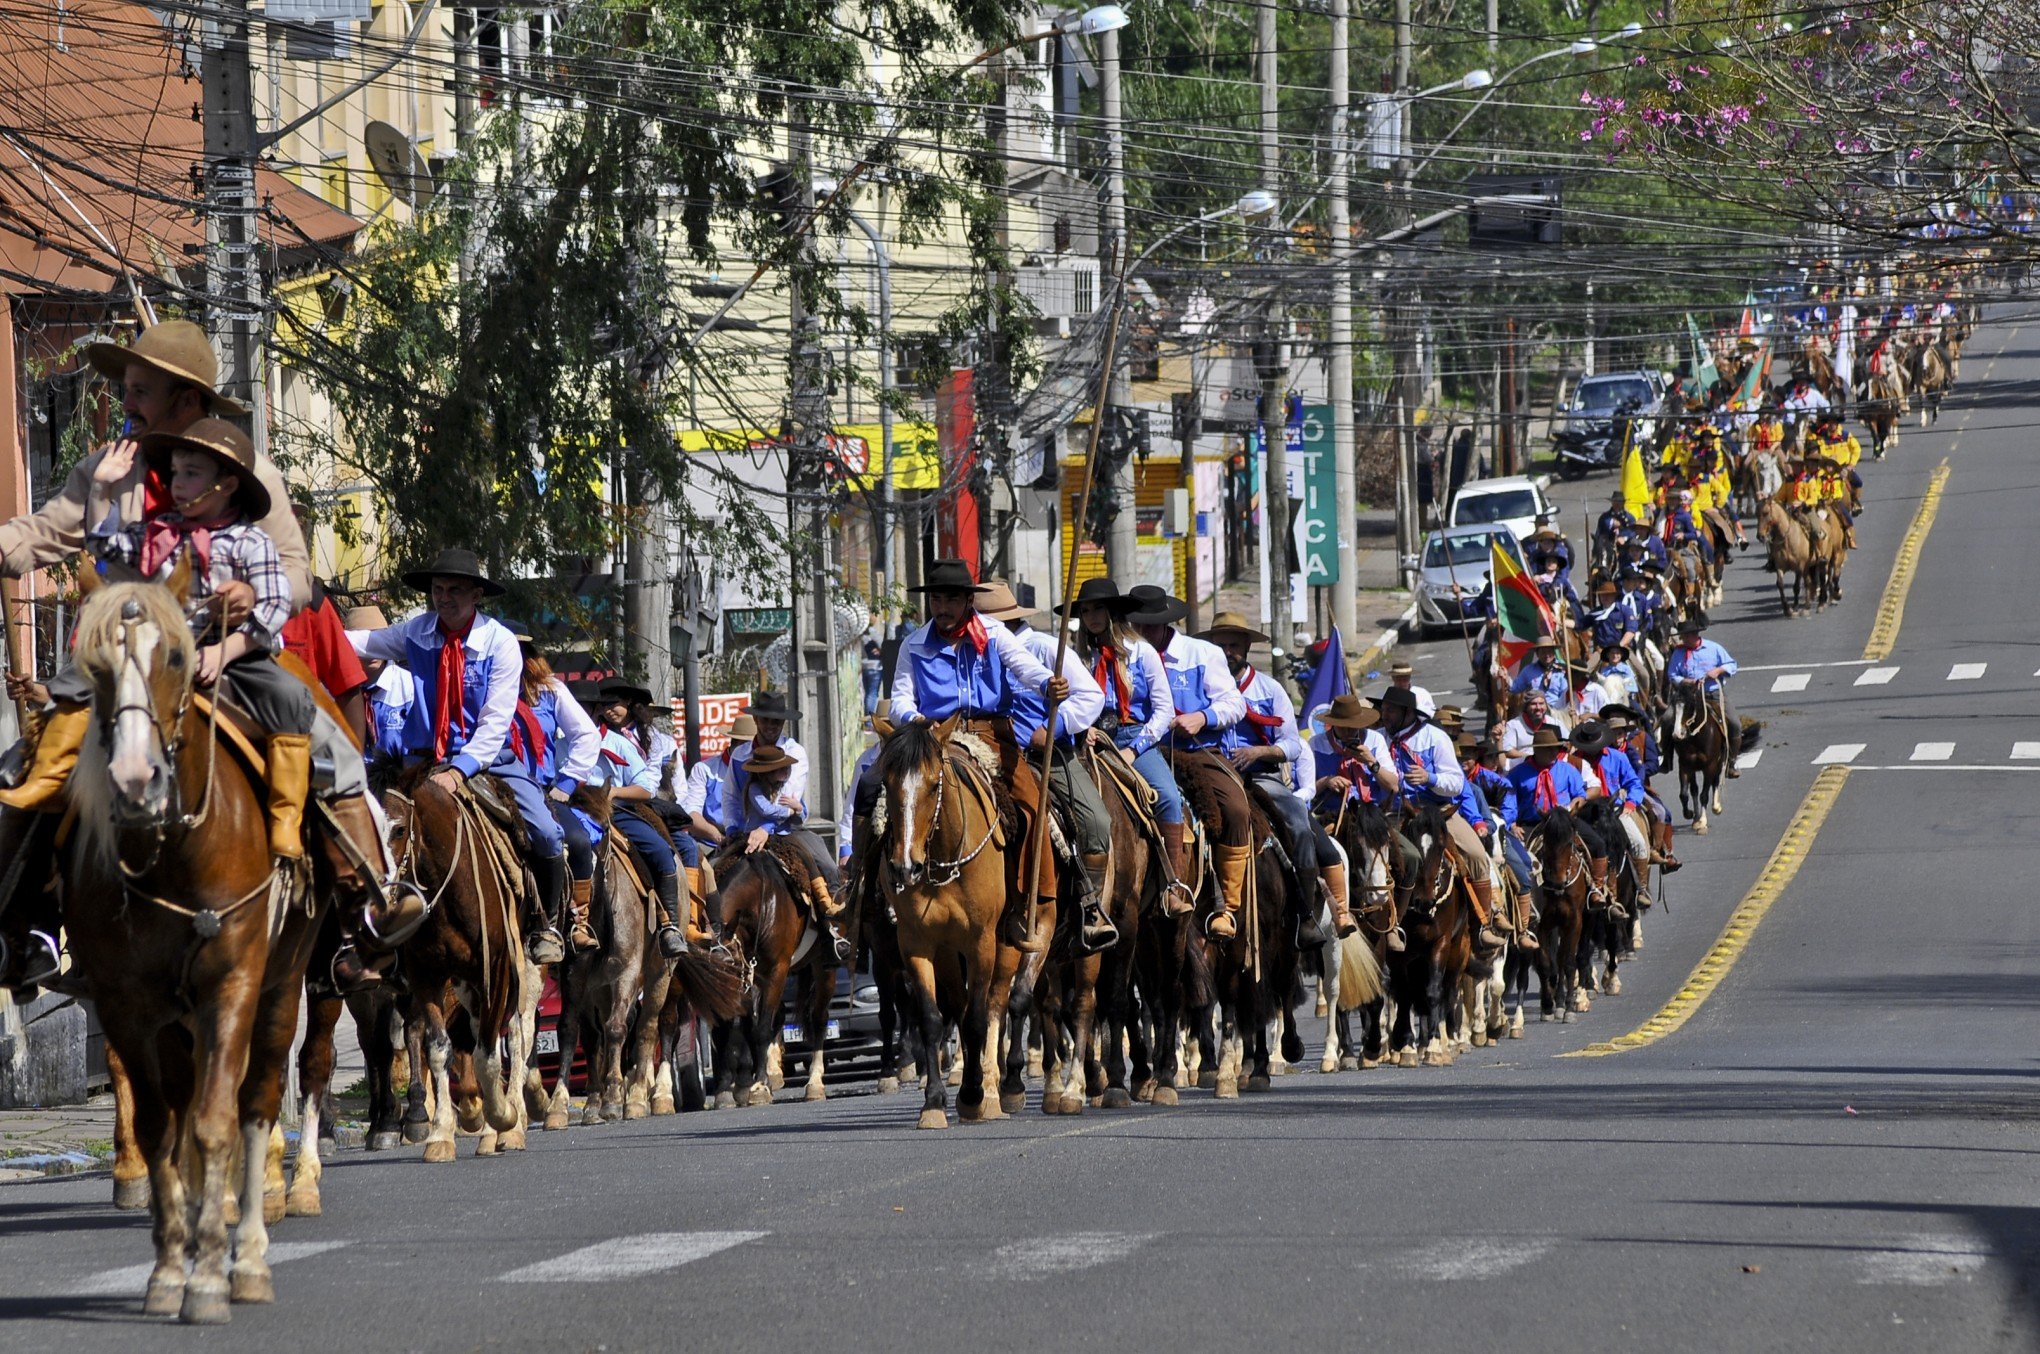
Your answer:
[875,715,955,892]
[70,561,196,829]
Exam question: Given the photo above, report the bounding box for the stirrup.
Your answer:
[1081,906,1120,953]
[656,924,687,960]
[1160,877,1196,917]
[526,927,566,966]
[828,924,853,963]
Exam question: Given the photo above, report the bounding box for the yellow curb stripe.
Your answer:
[1561,765,1850,1058]
[1862,459,1950,662]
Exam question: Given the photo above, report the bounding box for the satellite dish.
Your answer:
[363,120,435,212]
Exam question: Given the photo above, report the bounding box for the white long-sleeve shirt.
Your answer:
[1160,629,1245,750]
[1012,623,1105,742]
[548,676,602,793]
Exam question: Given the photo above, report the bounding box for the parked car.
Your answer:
[777,966,887,1087]
[1411,525,1527,634]
[530,970,711,1111]
[1445,475,1554,544]
[1554,371,1664,478]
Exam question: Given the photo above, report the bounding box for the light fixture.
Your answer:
[1568,38,1598,54]
[1236,189,1278,216]
[1460,68,1495,90]
[1073,5,1130,35]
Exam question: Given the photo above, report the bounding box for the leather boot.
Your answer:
[264,734,313,859]
[653,872,686,959]
[808,875,845,919]
[568,875,599,953]
[683,867,715,945]
[1207,843,1250,940]
[1079,852,1118,951]
[526,853,567,965]
[321,793,427,949]
[0,703,87,812]
[1652,821,1683,873]
[1160,821,1195,917]
[1467,874,1506,954]
[1321,859,1358,938]
[1513,880,1540,952]
[1588,856,1612,904]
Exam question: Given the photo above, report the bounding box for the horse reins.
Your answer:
[915,747,997,884]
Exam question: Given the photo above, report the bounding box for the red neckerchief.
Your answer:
[140,507,239,578]
[1535,765,1560,813]
[141,464,171,517]
[933,612,989,656]
[506,698,546,776]
[1091,643,1132,721]
[432,615,475,761]
[601,747,630,767]
[1335,746,1375,803]
[1235,666,1285,744]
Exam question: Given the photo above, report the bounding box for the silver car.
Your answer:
[1411,525,1528,634]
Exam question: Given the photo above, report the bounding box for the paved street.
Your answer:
[4,316,2037,1352]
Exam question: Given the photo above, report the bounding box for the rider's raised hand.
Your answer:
[93,440,139,487]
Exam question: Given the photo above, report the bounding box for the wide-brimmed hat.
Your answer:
[749,691,798,724]
[1120,585,1187,627]
[343,604,389,631]
[1528,726,1568,753]
[1609,489,1628,503]
[1533,633,1559,651]
[1600,704,1635,730]
[1073,577,1125,609]
[401,547,505,597]
[728,713,758,741]
[1435,703,1464,727]
[744,744,796,777]
[599,679,653,707]
[1320,693,1380,731]
[975,578,1032,622]
[1599,639,1630,659]
[1676,610,1709,634]
[1198,609,1269,645]
[1390,659,1415,678]
[84,319,247,416]
[567,678,607,706]
[1571,720,1610,756]
[1371,686,1423,719]
[910,559,985,594]
[137,418,271,521]
[1454,728,1480,754]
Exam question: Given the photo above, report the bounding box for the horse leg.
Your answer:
[875,945,903,1094]
[802,969,830,1103]
[1065,961,1100,1112]
[123,1028,192,1317]
[179,987,260,1325]
[106,1044,151,1210]
[713,1016,743,1109]
[746,967,783,1108]
[420,1004,457,1163]
[287,986,342,1217]
[500,956,538,1148]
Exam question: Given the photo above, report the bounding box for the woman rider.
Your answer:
[1071,576,1192,915]
[514,641,602,955]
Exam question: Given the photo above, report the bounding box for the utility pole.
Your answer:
[1486,0,1499,56]
[1258,0,1288,637]
[202,0,262,446]
[1328,0,1357,642]
[1100,24,1136,577]
[1390,0,1416,595]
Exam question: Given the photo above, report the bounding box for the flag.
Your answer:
[1299,623,1349,737]
[1490,538,1557,671]
[1685,314,1718,398]
[1620,437,1651,522]
[1735,339,1772,409]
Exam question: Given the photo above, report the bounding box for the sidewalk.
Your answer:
[1203,504,1416,679]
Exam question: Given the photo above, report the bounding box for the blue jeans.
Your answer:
[553,801,597,879]
[480,757,564,859]
[1500,830,1533,893]
[1128,745,1185,825]
[609,803,677,879]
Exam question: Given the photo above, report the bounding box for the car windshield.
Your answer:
[1454,489,1538,525]
[1574,378,1653,411]
[1424,532,1503,569]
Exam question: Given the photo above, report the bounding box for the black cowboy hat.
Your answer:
[1676,610,1709,633]
[137,417,271,521]
[599,679,654,707]
[1073,577,1127,608]
[748,691,798,723]
[1609,489,1629,502]
[1571,720,1611,756]
[910,558,987,594]
[1599,639,1630,659]
[1370,686,1424,719]
[1120,584,1188,627]
[1641,559,1665,574]
[1598,702,1638,725]
[567,678,607,705]
[401,546,505,597]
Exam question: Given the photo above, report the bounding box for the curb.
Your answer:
[1351,601,1419,679]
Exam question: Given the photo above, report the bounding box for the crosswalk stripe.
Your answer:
[988,1232,1158,1279]
[1735,748,1763,770]
[2013,743,2040,760]
[1389,1236,1556,1282]
[1911,742,1956,762]
[1854,667,1899,686]
[497,1231,767,1283]
[74,1240,350,1295]
[1769,673,1809,693]
[1854,1233,1989,1286]
[1812,743,1864,765]
[1948,662,1987,680]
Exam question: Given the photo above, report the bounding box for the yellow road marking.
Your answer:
[1861,459,1950,663]
[1563,766,1850,1058]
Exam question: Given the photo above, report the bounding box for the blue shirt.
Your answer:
[365,666,414,761]
[1596,746,1645,810]
[1503,757,1590,827]
[1158,630,1246,752]
[1232,666,1302,783]
[1511,660,1572,706]
[1665,636,1737,692]
[889,618,1056,726]
[1469,765,1515,826]
[351,612,522,780]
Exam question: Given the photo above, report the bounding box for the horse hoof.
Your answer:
[1693,821,1710,836]
[263,1191,285,1226]
[1244,1074,1272,1093]
[1508,1025,1523,1039]
[1429,1049,1457,1068]
[1102,1087,1132,1109]
[179,1283,233,1326]
[1197,1071,1218,1090]
[113,1176,152,1211]
[402,1120,431,1146]
[767,1072,786,1092]
[1280,1032,1305,1064]
[543,1112,569,1131]
[144,1270,184,1316]
[1025,1052,1045,1078]
[916,1109,949,1130]
[1570,994,1592,1013]
[1471,1030,1487,1048]
[748,1082,774,1107]
[368,1131,402,1152]
[1339,1056,1360,1072]
[498,1128,527,1152]
[899,1062,920,1084]
[1214,1078,1239,1099]
[284,1187,321,1218]
[1397,1049,1419,1069]
[1151,1084,1180,1107]
[651,1095,677,1116]
[581,1105,604,1126]
[877,1077,901,1095]
[602,1100,625,1123]
[1320,1055,1339,1073]
[455,1101,485,1134]
[624,1101,649,1121]
[805,1084,827,1103]
[714,1091,736,1110]
[1359,1057,1380,1070]
[1607,975,1623,996]
[230,1265,275,1305]
[422,1139,457,1164]
[999,1091,1026,1115]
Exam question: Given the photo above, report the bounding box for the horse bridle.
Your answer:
[98,602,217,875]
[901,746,996,885]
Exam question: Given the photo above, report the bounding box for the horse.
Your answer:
[1669,678,1729,835]
[874,717,1025,1129]
[1382,804,1473,1067]
[1516,806,1592,1023]
[1667,539,1711,619]
[60,573,323,1324]
[1188,804,1297,1095]
[1757,500,1819,615]
[1863,348,1905,458]
[1906,340,1952,426]
[1317,792,1396,1069]
[710,842,842,1109]
[1573,797,1636,1002]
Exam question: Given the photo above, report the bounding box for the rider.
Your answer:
[1598,704,1681,873]
[1204,611,1355,942]
[1527,517,1574,582]
[1510,634,1573,710]
[1467,738,1537,939]
[512,653,601,956]
[678,711,752,858]
[1374,686,1508,953]
[348,547,575,965]
[1595,490,1641,556]
[1569,720,1647,919]
[1385,659,1435,716]
[1499,690,1568,770]
[346,606,416,763]
[732,690,808,810]
[591,680,702,898]
[978,579,1118,951]
[1664,611,1743,779]
[1309,693,1411,951]
[1529,546,1583,621]
[1071,577,1193,918]
[575,683,694,960]
[723,742,852,962]
[1503,725,1611,903]
[1661,489,1714,567]
[1123,584,1253,942]
[888,559,1070,949]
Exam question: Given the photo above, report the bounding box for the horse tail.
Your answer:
[1182,926,1216,1010]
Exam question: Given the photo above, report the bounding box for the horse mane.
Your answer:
[1340,796,1392,851]
[365,749,410,797]
[1539,803,1578,852]
[1402,803,1449,856]
[876,720,942,782]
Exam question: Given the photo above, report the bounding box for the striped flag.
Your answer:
[1490,537,1557,671]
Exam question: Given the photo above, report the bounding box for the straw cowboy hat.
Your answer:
[84,319,247,416]
[343,604,390,631]
[975,578,1032,622]
[401,547,505,597]
[729,713,758,742]
[1527,725,1568,753]
[136,418,271,520]
[1319,693,1379,731]
[1197,610,1270,645]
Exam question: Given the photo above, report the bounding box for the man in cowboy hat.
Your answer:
[1307,692,1409,947]
[349,547,578,965]
[1498,689,1568,771]
[889,559,1069,948]
[1569,720,1639,919]
[1386,658,1435,717]
[1600,704,1680,873]
[1595,489,1641,550]
[1509,633,1573,710]
[730,690,808,812]
[1465,737,1536,919]
[346,605,416,762]
[679,711,756,853]
[1204,610,1352,943]
[571,683,693,960]
[978,579,1118,949]
[1125,584,1254,941]
[1664,610,1743,777]
[1374,684,1511,952]
[1503,725,1611,902]
[724,740,852,961]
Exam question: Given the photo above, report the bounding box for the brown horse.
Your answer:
[540,790,651,1127]
[62,577,322,1324]
[1382,804,1473,1067]
[1907,339,1952,426]
[1758,500,1819,615]
[1519,806,1592,1021]
[1667,539,1710,619]
[1669,677,1729,835]
[710,842,842,1108]
[1863,350,1906,457]
[875,717,1025,1129]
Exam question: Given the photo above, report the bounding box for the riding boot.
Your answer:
[329,917,385,994]
[1206,843,1250,941]
[1159,821,1195,917]
[1588,855,1613,908]
[1512,877,1540,952]
[0,807,62,992]
[263,733,313,860]
[1467,874,1506,955]
[1652,820,1683,873]
[683,867,715,945]
[0,703,87,812]
[653,872,686,959]
[807,876,854,961]
[568,875,599,954]
[1321,859,1358,938]
[1078,852,1119,951]
[526,853,568,965]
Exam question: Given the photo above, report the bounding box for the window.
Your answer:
[1453,489,1537,525]
[1423,532,1506,569]
[319,156,351,213]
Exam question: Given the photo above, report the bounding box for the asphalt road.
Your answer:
[5,316,2039,1353]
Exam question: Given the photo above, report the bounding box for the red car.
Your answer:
[528,972,709,1110]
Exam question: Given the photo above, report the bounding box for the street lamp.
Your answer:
[1400,30,1640,183]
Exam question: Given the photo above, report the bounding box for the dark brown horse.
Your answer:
[1382,804,1473,1066]
[62,577,323,1324]
[1518,806,1591,1022]
[711,843,842,1108]
[540,789,652,1127]
[1669,677,1730,836]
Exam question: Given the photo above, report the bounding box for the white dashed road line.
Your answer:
[1769,674,1809,693]
[1854,1234,1990,1286]
[1389,1236,1556,1282]
[1813,744,1864,765]
[1948,663,1987,681]
[2013,743,2040,760]
[1735,749,1763,770]
[1854,667,1899,686]
[1911,742,1956,762]
[74,1241,352,1296]
[986,1232,1158,1279]
[497,1231,767,1283]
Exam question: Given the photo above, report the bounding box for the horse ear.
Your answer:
[164,550,194,605]
[871,714,895,740]
[932,712,961,743]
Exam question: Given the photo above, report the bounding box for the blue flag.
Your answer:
[1299,623,1349,740]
